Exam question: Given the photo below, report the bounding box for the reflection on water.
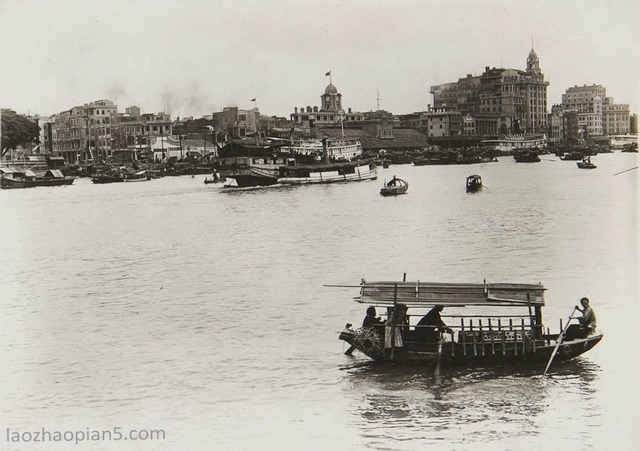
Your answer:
[341,359,601,448]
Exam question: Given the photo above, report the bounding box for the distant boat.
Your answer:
[380,176,408,196]
[465,174,482,192]
[0,167,75,189]
[513,149,540,163]
[91,167,148,184]
[577,157,597,169]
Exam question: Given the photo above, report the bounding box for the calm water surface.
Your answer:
[1,153,638,450]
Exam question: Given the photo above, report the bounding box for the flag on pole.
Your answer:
[325,71,331,76]
[250,98,256,102]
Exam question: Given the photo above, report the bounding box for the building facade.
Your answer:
[430,48,549,136]
[290,81,365,128]
[550,85,631,142]
[50,100,172,163]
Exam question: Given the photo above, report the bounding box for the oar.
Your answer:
[344,345,356,356]
[542,307,577,377]
[613,166,638,176]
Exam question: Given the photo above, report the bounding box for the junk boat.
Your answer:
[380,176,408,196]
[336,279,602,368]
[217,140,295,187]
[465,174,482,192]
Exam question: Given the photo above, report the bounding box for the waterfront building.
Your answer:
[211,106,260,138]
[50,100,172,164]
[561,84,607,112]
[602,100,630,135]
[423,105,462,138]
[290,79,365,129]
[430,48,549,135]
[112,107,172,151]
[550,85,631,142]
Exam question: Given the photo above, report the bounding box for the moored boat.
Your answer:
[91,167,148,183]
[0,167,75,189]
[465,174,482,192]
[380,176,408,196]
[335,278,603,370]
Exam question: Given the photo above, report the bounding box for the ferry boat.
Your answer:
[217,140,296,187]
[277,160,376,185]
[481,134,547,153]
[281,137,363,161]
[336,278,602,370]
[609,134,638,150]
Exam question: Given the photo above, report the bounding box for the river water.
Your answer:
[1,153,638,450]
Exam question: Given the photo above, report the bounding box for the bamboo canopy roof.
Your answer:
[334,280,546,307]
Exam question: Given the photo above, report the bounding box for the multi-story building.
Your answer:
[290,80,365,128]
[430,48,549,136]
[551,85,631,141]
[210,106,260,138]
[602,99,630,135]
[424,106,462,138]
[561,84,607,112]
[50,100,172,163]
[112,106,172,149]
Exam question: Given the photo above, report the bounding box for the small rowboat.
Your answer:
[380,176,408,196]
[466,174,482,192]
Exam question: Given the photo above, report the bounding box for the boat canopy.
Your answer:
[351,280,545,307]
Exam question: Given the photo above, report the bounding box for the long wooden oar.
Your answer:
[542,307,577,376]
[613,166,638,176]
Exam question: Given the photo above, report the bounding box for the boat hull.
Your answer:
[577,162,597,169]
[339,328,603,367]
[277,163,377,185]
[1,175,75,189]
[380,186,408,196]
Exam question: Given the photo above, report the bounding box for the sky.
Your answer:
[1,0,639,120]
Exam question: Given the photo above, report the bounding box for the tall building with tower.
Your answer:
[429,48,549,136]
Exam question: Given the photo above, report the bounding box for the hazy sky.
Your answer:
[1,0,638,119]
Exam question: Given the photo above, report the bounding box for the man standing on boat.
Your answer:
[415,305,453,342]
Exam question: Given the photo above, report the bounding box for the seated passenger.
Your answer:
[415,305,453,342]
[362,306,383,328]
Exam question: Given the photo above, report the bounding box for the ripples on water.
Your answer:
[0,154,638,450]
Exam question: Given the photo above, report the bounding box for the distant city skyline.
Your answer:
[1,0,638,119]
